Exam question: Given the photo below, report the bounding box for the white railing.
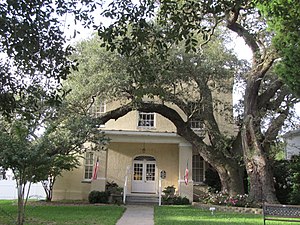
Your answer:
[123,166,130,204]
[159,177,162,206]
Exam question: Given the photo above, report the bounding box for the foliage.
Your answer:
[162,196,190,205]
[105,181,123,195]
[273,156,300,204]
[162,185,190,205]
[273,160,292,204]
[289,155,300,204]
[88,191,109,204]
[0,0,101,117]
[204,168,222,193]
[255,0,300,97]
[202,192,250,207]
[162,185,176,197]
[0,118,53,225]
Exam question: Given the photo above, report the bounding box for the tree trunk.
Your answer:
[214,161,245,195]
[17,181,25,225]
[241,115,277,204]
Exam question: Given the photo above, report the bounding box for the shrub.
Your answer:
[273,160,292,204]
[161,186,190,205]
[162,185,175,197]
[289,155,300,204]
[203,192,249,207]
[88,190,109,204]
[105,181,123,195]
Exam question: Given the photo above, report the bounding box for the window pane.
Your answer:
[138,112,155,128]
[192,155,205,182]
[84,152,94,179]
[146,164,155,181]
[134,163,143,180]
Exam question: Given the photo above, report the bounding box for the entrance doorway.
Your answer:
[132,156,156,193]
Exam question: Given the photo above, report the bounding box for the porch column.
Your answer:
[178,142,193,202]
[91,150,108,192]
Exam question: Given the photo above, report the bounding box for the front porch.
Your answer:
[53,130,195,202]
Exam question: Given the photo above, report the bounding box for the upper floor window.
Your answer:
[190,119,205,136]
[84,152,94,180]
[138,112,155,128]
[190,120,204,130]
[89,98,106,118]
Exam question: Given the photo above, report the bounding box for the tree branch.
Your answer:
[258,79,284,109]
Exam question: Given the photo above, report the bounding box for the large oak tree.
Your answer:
[93,0,299,204]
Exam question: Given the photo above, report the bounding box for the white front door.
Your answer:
[132,156,156,193]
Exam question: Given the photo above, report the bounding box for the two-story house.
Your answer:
[53,92,234,203]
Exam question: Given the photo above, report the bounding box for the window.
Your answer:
[192,154,205,183]
[84,152,94,180]
[190,120,204,131]
[190,119,205,136]
[138,112,155,128]
[89,98,106,118]
[89,98,106,127]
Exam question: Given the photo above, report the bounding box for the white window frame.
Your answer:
[84,152,94,180]
[190,119,204,131]
[192,154,206,184]
[137,112,156,129]
[89,98,106,127]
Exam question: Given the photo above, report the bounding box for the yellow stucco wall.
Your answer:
[53,160,91,201]
[106,142,179,193]
[53,150,107,201]
[53,141,186,201]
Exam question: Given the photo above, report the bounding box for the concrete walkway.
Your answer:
[116,205,154,225]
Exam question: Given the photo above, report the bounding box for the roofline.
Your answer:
[102,129,190,145]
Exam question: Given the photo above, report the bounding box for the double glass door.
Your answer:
[132,156,156,193]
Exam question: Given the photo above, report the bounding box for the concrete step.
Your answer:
[126,195,159,205]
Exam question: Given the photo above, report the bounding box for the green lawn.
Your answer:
[0,200,125,225]
[154,205,298,225]
[1,201,298,225]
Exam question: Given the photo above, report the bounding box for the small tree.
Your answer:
[0,119,51,225]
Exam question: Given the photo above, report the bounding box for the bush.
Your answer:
[162,196,190,205]
[161,186,190,205]
[162,185,175,197]
[203,192,249,207]
[289,155,300,204]
[105,181,123,195]
[273,160,292,204]
[88,190,109,204]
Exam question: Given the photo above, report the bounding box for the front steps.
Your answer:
[125,194,159,205]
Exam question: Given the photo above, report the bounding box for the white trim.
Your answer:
[103,130,189,144]
[179,142,193,147]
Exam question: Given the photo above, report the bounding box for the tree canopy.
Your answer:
[0,0,102,117]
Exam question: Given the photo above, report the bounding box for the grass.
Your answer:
[154,205,299,225]
[0,200,125,225]
[1,200,298,225]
